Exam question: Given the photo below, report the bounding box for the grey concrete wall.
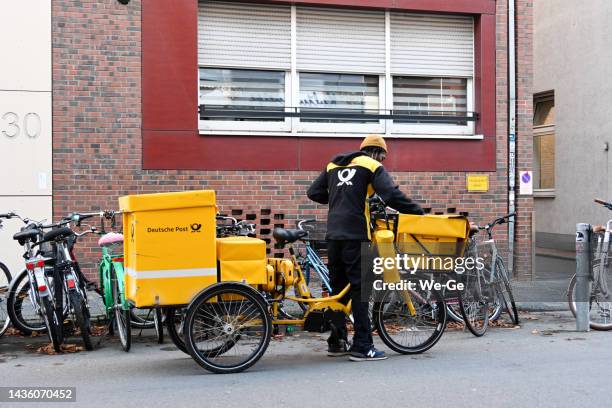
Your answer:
[534,0,612,240]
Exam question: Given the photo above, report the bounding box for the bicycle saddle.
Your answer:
[273,228,308,244]
[13,228,40,244]
[43,227,74,242]
[98,232,124,247]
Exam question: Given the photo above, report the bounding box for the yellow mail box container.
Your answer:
[396,214,469,257]
[217,236,267,285]
[119,190,218,307]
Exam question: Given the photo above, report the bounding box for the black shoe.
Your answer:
[327,339,351,357]
[349,347,388,361]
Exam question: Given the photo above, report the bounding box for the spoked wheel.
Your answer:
[0,262,12,338]
[373,276,447,354]
[458,269,491,337]
[111,268,131,352]
[130,308,155,329]
[184,282,272,374]
[164,307,187,354]
[568,273,612,330]
[69,290,93,351]
[41,296,62,352]
[153,308,164,344]
[7,269,48,334]
[494,257,519,325]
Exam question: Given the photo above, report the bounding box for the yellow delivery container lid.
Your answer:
[396,214,469,239]
[119,190,216,212]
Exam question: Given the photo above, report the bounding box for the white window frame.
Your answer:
[197,5,477,138]
[198,68,292,132]
[388,77,475,136]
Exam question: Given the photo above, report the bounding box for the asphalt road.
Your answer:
[0,311,609,408]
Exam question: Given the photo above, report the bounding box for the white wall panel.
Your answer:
[0,0,51,91]
[0,91,52,196]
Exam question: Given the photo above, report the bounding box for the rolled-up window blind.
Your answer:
[391,12,474,77]
[296,7,386,74]
[198,1,291,70]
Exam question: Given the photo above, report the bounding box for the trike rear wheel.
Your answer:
[373,277,447,354]
[184,283,271,374]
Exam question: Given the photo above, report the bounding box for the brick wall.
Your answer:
[52,0,533,280]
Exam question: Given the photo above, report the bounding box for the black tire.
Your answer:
[7,270,45,334]
[165,307,188,354]
[111,268,131,352]
[0,262,12,338]
[184,282,272,374]
[41,295,62,352]
[373,276,447,354]
[130,308,155,329]
[153,308,164,344]
[495,257,519,325]
[458,269,490,337]
[69,290,92,351]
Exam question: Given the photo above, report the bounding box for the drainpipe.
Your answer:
[508,0,517,276]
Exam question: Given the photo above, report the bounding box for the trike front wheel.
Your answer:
[373,277,447,354]
[184,283,272,374]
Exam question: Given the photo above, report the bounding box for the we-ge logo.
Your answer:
[337,168,356,186]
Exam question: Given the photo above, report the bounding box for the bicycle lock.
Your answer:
[575,223,592,331]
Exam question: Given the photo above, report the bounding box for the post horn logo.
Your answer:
[190,223,202,233]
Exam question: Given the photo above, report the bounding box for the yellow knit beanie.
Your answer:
[360,134,387,153]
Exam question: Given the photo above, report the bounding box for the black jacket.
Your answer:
[307,151,424,240]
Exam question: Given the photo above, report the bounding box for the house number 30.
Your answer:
[1,112,42,139]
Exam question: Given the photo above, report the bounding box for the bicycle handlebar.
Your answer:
[594,198,612,211]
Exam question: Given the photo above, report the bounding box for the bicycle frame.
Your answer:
[98,245,129,315]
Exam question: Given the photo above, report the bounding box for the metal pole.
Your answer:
[575,223,592,332]
[508,0,517,276]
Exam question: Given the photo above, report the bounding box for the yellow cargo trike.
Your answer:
[119,190,469,374]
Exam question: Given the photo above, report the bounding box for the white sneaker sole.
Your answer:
[349,355,388,361]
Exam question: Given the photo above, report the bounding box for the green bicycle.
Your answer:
[69,211,132,351]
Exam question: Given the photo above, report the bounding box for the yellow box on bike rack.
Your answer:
[119,190,218,307]
[375,214,470,272]
[216,236,267,285]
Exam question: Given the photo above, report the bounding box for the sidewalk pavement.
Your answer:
[1,311,607,408]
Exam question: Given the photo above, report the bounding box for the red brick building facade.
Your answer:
[52,0,534,278]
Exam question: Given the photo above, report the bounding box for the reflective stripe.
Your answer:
[125,267,217,279]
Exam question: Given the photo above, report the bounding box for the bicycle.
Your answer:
[567,198,612,330]
[67,211,133,351]
[459,213,519,336]
[0,214,14,338]
[11,222,66,351]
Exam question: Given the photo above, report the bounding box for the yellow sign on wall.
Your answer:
[467,174,489,192]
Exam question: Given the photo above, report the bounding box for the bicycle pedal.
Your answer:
[85,282,98,291]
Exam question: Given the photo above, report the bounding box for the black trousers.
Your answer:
[327,239,373,352]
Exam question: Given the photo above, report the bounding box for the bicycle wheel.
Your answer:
[40,295,62,352]
[0,262,12,338]
[495,257,519,325]
[568,273,612,330]
[458,268,491,337]
[153,308,164,344]
[164,307,187,354]
[130,308,155,329]
[184,282,272,374]
[7,270,45,334]
[444,296,464,322]
[110,267,131,352]
[373,276,447,354]
[68,290,92,351]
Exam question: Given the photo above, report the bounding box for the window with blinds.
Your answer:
[197,0,476,136]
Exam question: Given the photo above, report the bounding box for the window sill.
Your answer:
[198,129,484,140]
[534,189,556,198]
